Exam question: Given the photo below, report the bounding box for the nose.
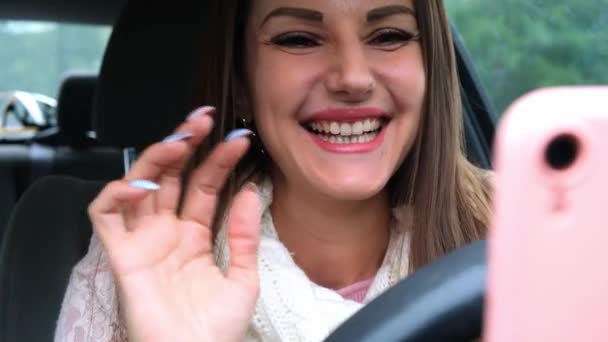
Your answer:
[325,42,375,103]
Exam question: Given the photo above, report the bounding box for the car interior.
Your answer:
[0,74,123,237]
[0,0,497,341]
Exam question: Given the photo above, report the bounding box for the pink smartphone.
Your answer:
[485,86,608,342]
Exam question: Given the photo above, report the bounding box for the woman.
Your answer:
[55,0,491,341]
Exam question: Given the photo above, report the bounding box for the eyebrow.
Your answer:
[260,5,415,28]
[367,5,416,22]
[261,7,324,27]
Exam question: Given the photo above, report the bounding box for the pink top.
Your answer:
[336,278,374,303]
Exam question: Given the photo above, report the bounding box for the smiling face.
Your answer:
[245,0,426,201]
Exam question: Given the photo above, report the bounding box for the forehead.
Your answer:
[328,0,374,11]
[250,0,416,20]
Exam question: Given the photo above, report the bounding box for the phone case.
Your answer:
[485,86,608,342]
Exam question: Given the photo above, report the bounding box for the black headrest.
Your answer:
[55,74,96,145]
[93,0,213,149]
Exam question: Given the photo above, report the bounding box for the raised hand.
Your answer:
[88,107,261,342]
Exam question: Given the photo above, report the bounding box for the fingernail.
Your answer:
[187,106,216,121]
[224,129,254,142]
[162,132,193,143]
[129,180,160,191]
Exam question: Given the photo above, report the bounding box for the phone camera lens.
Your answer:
[545,134,579,171]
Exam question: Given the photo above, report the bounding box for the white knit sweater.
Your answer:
[54,180,412,342]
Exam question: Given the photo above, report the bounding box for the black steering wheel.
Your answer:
[324,240,486,342]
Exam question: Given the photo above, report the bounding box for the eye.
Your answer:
[270,32,321,49]
[368,28,418,48]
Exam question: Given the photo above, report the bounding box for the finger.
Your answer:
[125,109,214,182]
[121,109,214,219]
[126,140,190,220]
[88,180,157,247]
[226,184,261,285]
[180,132,252,227]
[155,107,216,214]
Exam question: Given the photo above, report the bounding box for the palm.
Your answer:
[88,111,260,342]
[115,217,258,342]
[110,215,186,273]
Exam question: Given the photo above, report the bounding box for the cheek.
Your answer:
[375,47,426,162]
[377,47,426,112]
[249,52,322,117]
[248,51,326,153]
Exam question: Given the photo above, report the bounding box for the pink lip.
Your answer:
[305,107,389,123]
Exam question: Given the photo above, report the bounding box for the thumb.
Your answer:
[226,183,262,285]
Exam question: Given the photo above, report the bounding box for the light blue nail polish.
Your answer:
[187,106,215,121]
[129,180,161,191]
[224,129,254,142]
[162,132,193,143]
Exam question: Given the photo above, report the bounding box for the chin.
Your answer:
[314,176,388,201]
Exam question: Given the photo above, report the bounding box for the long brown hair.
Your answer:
[186,0,492,271]
[390,1,492,269]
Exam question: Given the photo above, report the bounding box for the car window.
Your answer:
[0,20,111,97]
[446,1,608,116]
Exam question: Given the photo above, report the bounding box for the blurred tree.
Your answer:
[446,0,608,115]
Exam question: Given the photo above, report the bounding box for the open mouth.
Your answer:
[302,117,389,145]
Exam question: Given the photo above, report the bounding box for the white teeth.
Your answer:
[363,119,371,132]
[340,123,352,136]
[330,122,340,135]
[307,117,385,145]
[314,131,379,145]
[308,118,384,136]
[322,121,330,132]
[352,121,363,135]
[372,120,380,130]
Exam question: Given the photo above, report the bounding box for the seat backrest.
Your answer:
[0,176,103,342]
[34,74,98,148]
[0,145,30,242]
[93,0,212,149]
[0,75,123,243]
[42,74,123,181]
